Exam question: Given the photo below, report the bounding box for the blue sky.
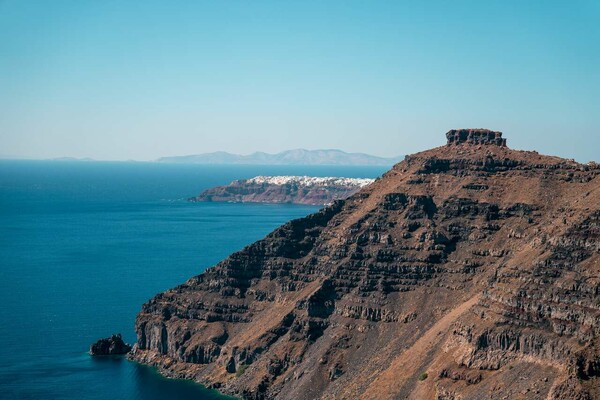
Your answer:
[1,0,599,161]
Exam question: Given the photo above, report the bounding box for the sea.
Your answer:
[0,160,386,400]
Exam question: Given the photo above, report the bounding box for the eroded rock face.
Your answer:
[130,130,600,400]
[446,129,507,147]
[90,334,132,356]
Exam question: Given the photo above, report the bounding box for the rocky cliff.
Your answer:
[190,176,375,206]
[130,129,600,400]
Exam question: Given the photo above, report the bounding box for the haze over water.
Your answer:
[0,160,385,399]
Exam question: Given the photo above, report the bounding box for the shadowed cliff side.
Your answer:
[130,129,600,400]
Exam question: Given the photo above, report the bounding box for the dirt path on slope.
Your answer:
[360,293,481,399]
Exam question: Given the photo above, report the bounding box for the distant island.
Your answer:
[190,175,375,205]
[51,157,96,162]
[158,149,402,166]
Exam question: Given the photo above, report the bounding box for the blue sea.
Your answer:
[0,160,386,400]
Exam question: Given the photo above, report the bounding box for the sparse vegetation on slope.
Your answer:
[131,129,600,400]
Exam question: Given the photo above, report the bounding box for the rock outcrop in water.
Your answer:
[90,334,132,356]
[190,176,374,206]
[130,129,600,399]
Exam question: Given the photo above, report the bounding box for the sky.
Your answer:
[1,0,599,161]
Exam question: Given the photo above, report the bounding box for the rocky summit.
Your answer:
[130,130,600,400]
[445,129,507,147]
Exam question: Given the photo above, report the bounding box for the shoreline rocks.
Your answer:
[90,333,132,356]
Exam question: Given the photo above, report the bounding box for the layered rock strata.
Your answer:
[131,129,600,400]
[446,129,507,147]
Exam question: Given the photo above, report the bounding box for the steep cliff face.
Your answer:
[130,130,600,400]
[190,176,374,206]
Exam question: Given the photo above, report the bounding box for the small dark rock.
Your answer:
[90,333,132,356]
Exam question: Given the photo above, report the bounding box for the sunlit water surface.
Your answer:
[0,160,386,399]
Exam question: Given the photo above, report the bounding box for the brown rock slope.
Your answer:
[130,129,600,400]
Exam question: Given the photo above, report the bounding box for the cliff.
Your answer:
[190,176,375,206]
[130,129,600,400]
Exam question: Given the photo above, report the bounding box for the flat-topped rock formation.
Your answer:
[190,176,375,206]
[446,128,507,147]
[130,129,600,400]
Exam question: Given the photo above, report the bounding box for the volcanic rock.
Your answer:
[90,334,132,356]
[130,129,600,399]
[190,176,374,206]
[446,128,507,147]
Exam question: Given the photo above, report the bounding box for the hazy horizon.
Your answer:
[1,1,599,162]
[0,147,404,163]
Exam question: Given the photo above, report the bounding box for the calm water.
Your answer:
[0,160,386,400]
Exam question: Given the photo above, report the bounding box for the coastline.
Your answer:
[127,352,238,399]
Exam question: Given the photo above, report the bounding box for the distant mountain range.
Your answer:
[156,149,403,166]
[51,157,96,162]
